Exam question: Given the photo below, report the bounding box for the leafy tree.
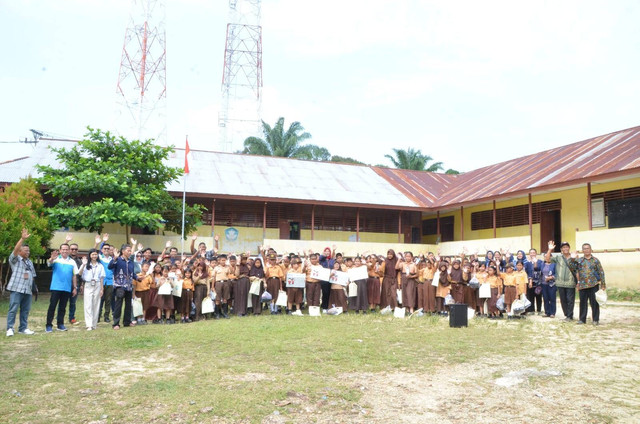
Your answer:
[445,169,461,175]
[242,117,328,160]
[0,178,54,290]
[330,155,367,165]
[384,148,444,172]
[36,127,204,239]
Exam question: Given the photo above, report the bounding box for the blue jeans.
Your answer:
[7,291,32,332]
[542,284,557,316]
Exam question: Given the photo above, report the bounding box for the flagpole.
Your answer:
[181,136,188,260]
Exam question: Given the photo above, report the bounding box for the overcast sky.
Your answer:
[2,0,639,172]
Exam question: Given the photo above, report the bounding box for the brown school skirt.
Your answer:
[367,276,381,305]
[450,283,465,304]
[424,280,437,312]
[380,276,397,309]
[401,275,417,309]
[349,279,368,311]
[436,282,450,299]
[234,277,250,315]
[181,289,193,316]
[464,285,478,311]
[135,290,150,313]
[154,293,174,310]
[287,287,303,304]
[145,287,159,321]
[504,286,517,305]
[329,288,348,310]
[266,277,282,302]
[488,287,500,314]
[193,285,208,320]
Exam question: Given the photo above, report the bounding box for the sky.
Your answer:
[1,0,640,172]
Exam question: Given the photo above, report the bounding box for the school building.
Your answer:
[1,125,639,287]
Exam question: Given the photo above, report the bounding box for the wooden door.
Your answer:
[279,220,290,240]
[540,210,561,253]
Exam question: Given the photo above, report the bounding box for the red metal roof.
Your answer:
[375,125,640,209]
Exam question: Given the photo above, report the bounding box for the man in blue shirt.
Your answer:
[46,243,78,332]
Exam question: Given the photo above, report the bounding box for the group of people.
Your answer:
[4,229,607,336]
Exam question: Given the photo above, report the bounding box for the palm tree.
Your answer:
[242,117,330,161]
[384,148,444,172]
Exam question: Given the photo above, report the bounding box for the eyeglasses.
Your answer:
[70,248,78,251]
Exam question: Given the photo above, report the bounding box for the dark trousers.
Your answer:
[69,292,78,321]
[558,286,575,319]
[579,285,600,323]
[113,289,133,327]
[526,286,543,312]
[320,281,331,310]
[542,284,557,316]
[46,290,70,327]
[99,285,114,320]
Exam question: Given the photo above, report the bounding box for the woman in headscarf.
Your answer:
[378,249,399,310]
[192,259,212,321]
[484,250,494,268]
[448,260,468,304]
[366,254,381,312]
[248,257,266,315]
[435,262,450,315]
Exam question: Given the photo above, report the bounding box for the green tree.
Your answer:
[384,148,444,172]
[330,155,367,165]
[242,117,329,160]
[445,169,461,175]
[36,127,204,239]
[0,178,54,290]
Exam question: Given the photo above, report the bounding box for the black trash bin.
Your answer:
[449,304,468,328]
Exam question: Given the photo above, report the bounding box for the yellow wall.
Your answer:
[575,228,640,288]
[438,236,531,256]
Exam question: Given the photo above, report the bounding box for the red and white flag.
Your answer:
[184,137,191,174]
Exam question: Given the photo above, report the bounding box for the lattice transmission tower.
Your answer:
[219,0,263,152]
[115,0,167,145]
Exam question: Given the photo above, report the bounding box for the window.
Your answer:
[470,199,561,230]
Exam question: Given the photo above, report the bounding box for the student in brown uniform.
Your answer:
[378,249,399,310]
[212,254,235,319]
[422,259,437,313]
[328,262,348,310]
[303,254,322,308]
[366,255,381,312]
[499,263,518,316]
[448,260,469,304]
[486,265,503,318]
[134,262,152,324]
[249,258,266,315]
[148,263,162,323]
[265,253,284,314]
[227,255,239,314]
[179,268,194,322]
[399,252,419,314]
[154,266,175,324]
[349,257,369,314]
[192,260,212,321]
[234,254,251,317]
[435,262,451,315]
[286,257,304,315]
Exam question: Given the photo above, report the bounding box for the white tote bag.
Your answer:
[308,306,321,317]
[479,283,491,299]
[348,282,358,297]
[158,283,172,295]
[249,279,262,296]
[201,297,214,314]
[393,307,406,319]
[432,271,441,287]
[132,298,143,317]
[276,290,288,307]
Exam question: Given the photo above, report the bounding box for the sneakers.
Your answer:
[45,325,53,333]
[18,329,35,335]
[104,317,111,323]
[292,310,303,316]
[6,328,14,337]
[86,327,93,331]
[57,325,68,332]
[70,318,79,325]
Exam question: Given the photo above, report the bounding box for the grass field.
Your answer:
[1,295,639,423]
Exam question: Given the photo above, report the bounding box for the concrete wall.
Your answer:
[264,239,438,258]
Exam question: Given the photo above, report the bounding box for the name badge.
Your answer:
[23,272,30,279]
